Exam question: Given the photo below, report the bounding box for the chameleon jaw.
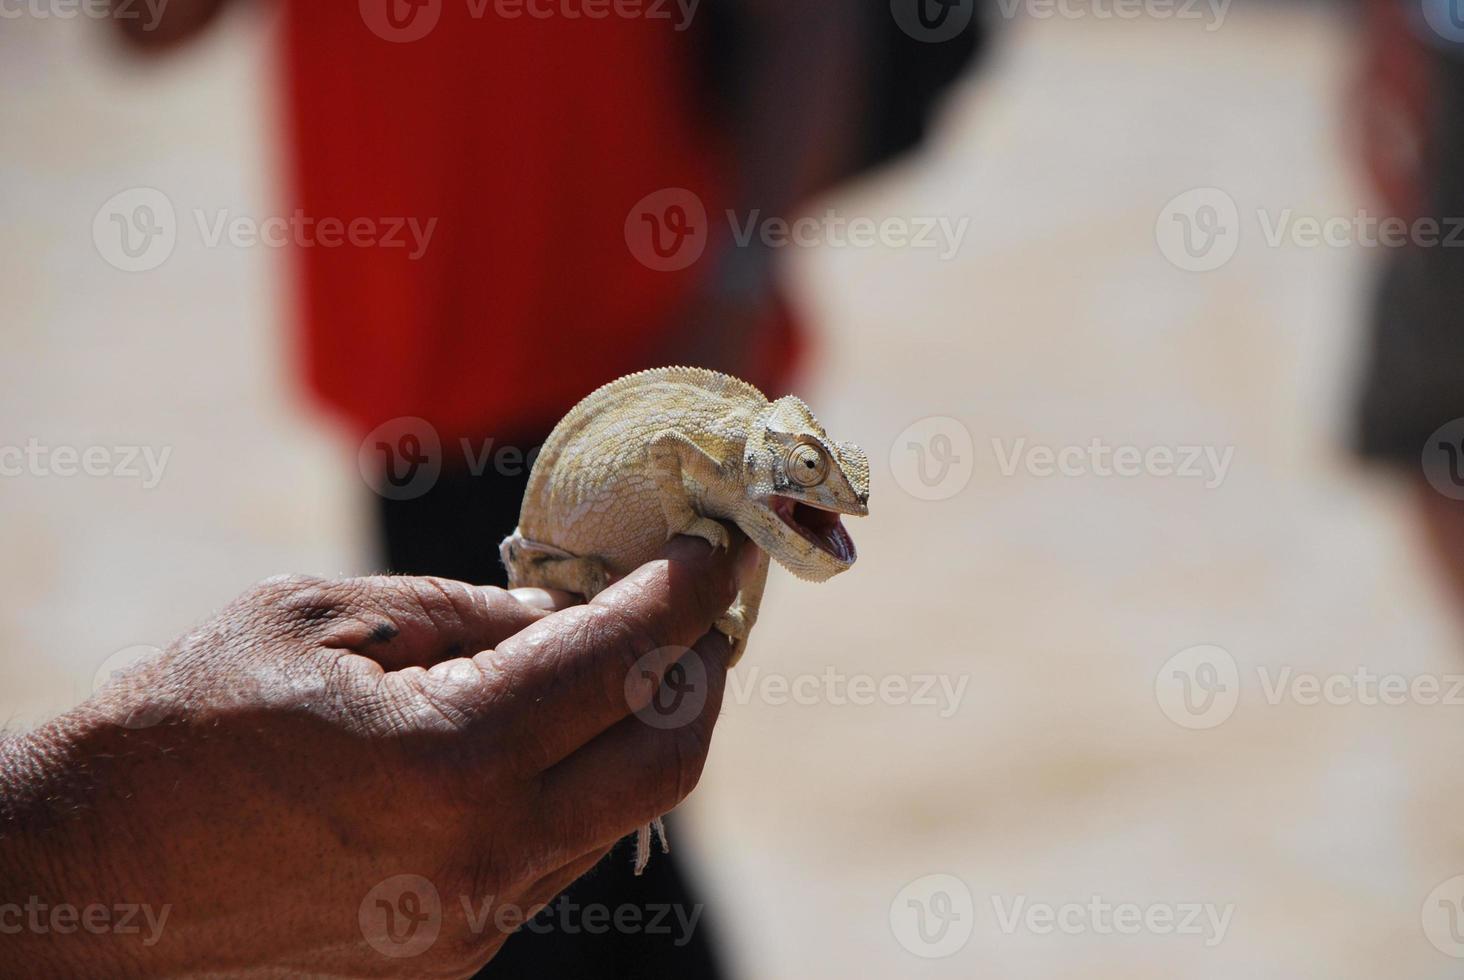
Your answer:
[769,495,858,566]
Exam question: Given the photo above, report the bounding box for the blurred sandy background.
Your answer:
[6,2,1464,977]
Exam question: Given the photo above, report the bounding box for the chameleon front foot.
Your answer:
[714,606,751,665]
[716,548,769,667]
[677,516,732,552]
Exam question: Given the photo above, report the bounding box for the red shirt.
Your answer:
[280,1,799,443]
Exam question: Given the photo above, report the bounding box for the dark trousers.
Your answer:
[376,456,725,980]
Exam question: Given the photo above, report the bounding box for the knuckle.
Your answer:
[406,576,469,620]
[380,575,482,645]
[252,572,329,599]
[326,576,445,647]
[248,574,345,624]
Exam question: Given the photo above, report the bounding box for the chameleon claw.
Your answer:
[681,517,731,552]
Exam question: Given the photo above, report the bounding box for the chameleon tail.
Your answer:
[632,816,671,876]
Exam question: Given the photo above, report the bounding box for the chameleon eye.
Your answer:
[787,443,828,487]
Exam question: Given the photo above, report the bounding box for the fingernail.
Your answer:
[509,587,561,611]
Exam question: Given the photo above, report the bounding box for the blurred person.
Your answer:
[112,0,978,974]
[0,540,750,976]
[1354,0,1464,614]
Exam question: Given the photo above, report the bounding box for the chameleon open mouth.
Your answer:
[770,496,857,565]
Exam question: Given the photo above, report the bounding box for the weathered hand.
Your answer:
[0,537,745,978]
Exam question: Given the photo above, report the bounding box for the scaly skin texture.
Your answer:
[499,366,869,872]
[501,366,869,658]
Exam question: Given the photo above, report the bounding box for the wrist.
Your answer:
[0,718,155,978]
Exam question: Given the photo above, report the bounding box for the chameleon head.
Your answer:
[741,395,870,582]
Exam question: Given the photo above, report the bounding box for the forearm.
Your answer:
[0,718,161,979]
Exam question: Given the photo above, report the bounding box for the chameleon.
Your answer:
[499,366,870,873]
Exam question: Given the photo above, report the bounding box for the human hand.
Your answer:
[0,537,746,978]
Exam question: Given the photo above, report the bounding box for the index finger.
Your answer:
[473,533,751,772]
